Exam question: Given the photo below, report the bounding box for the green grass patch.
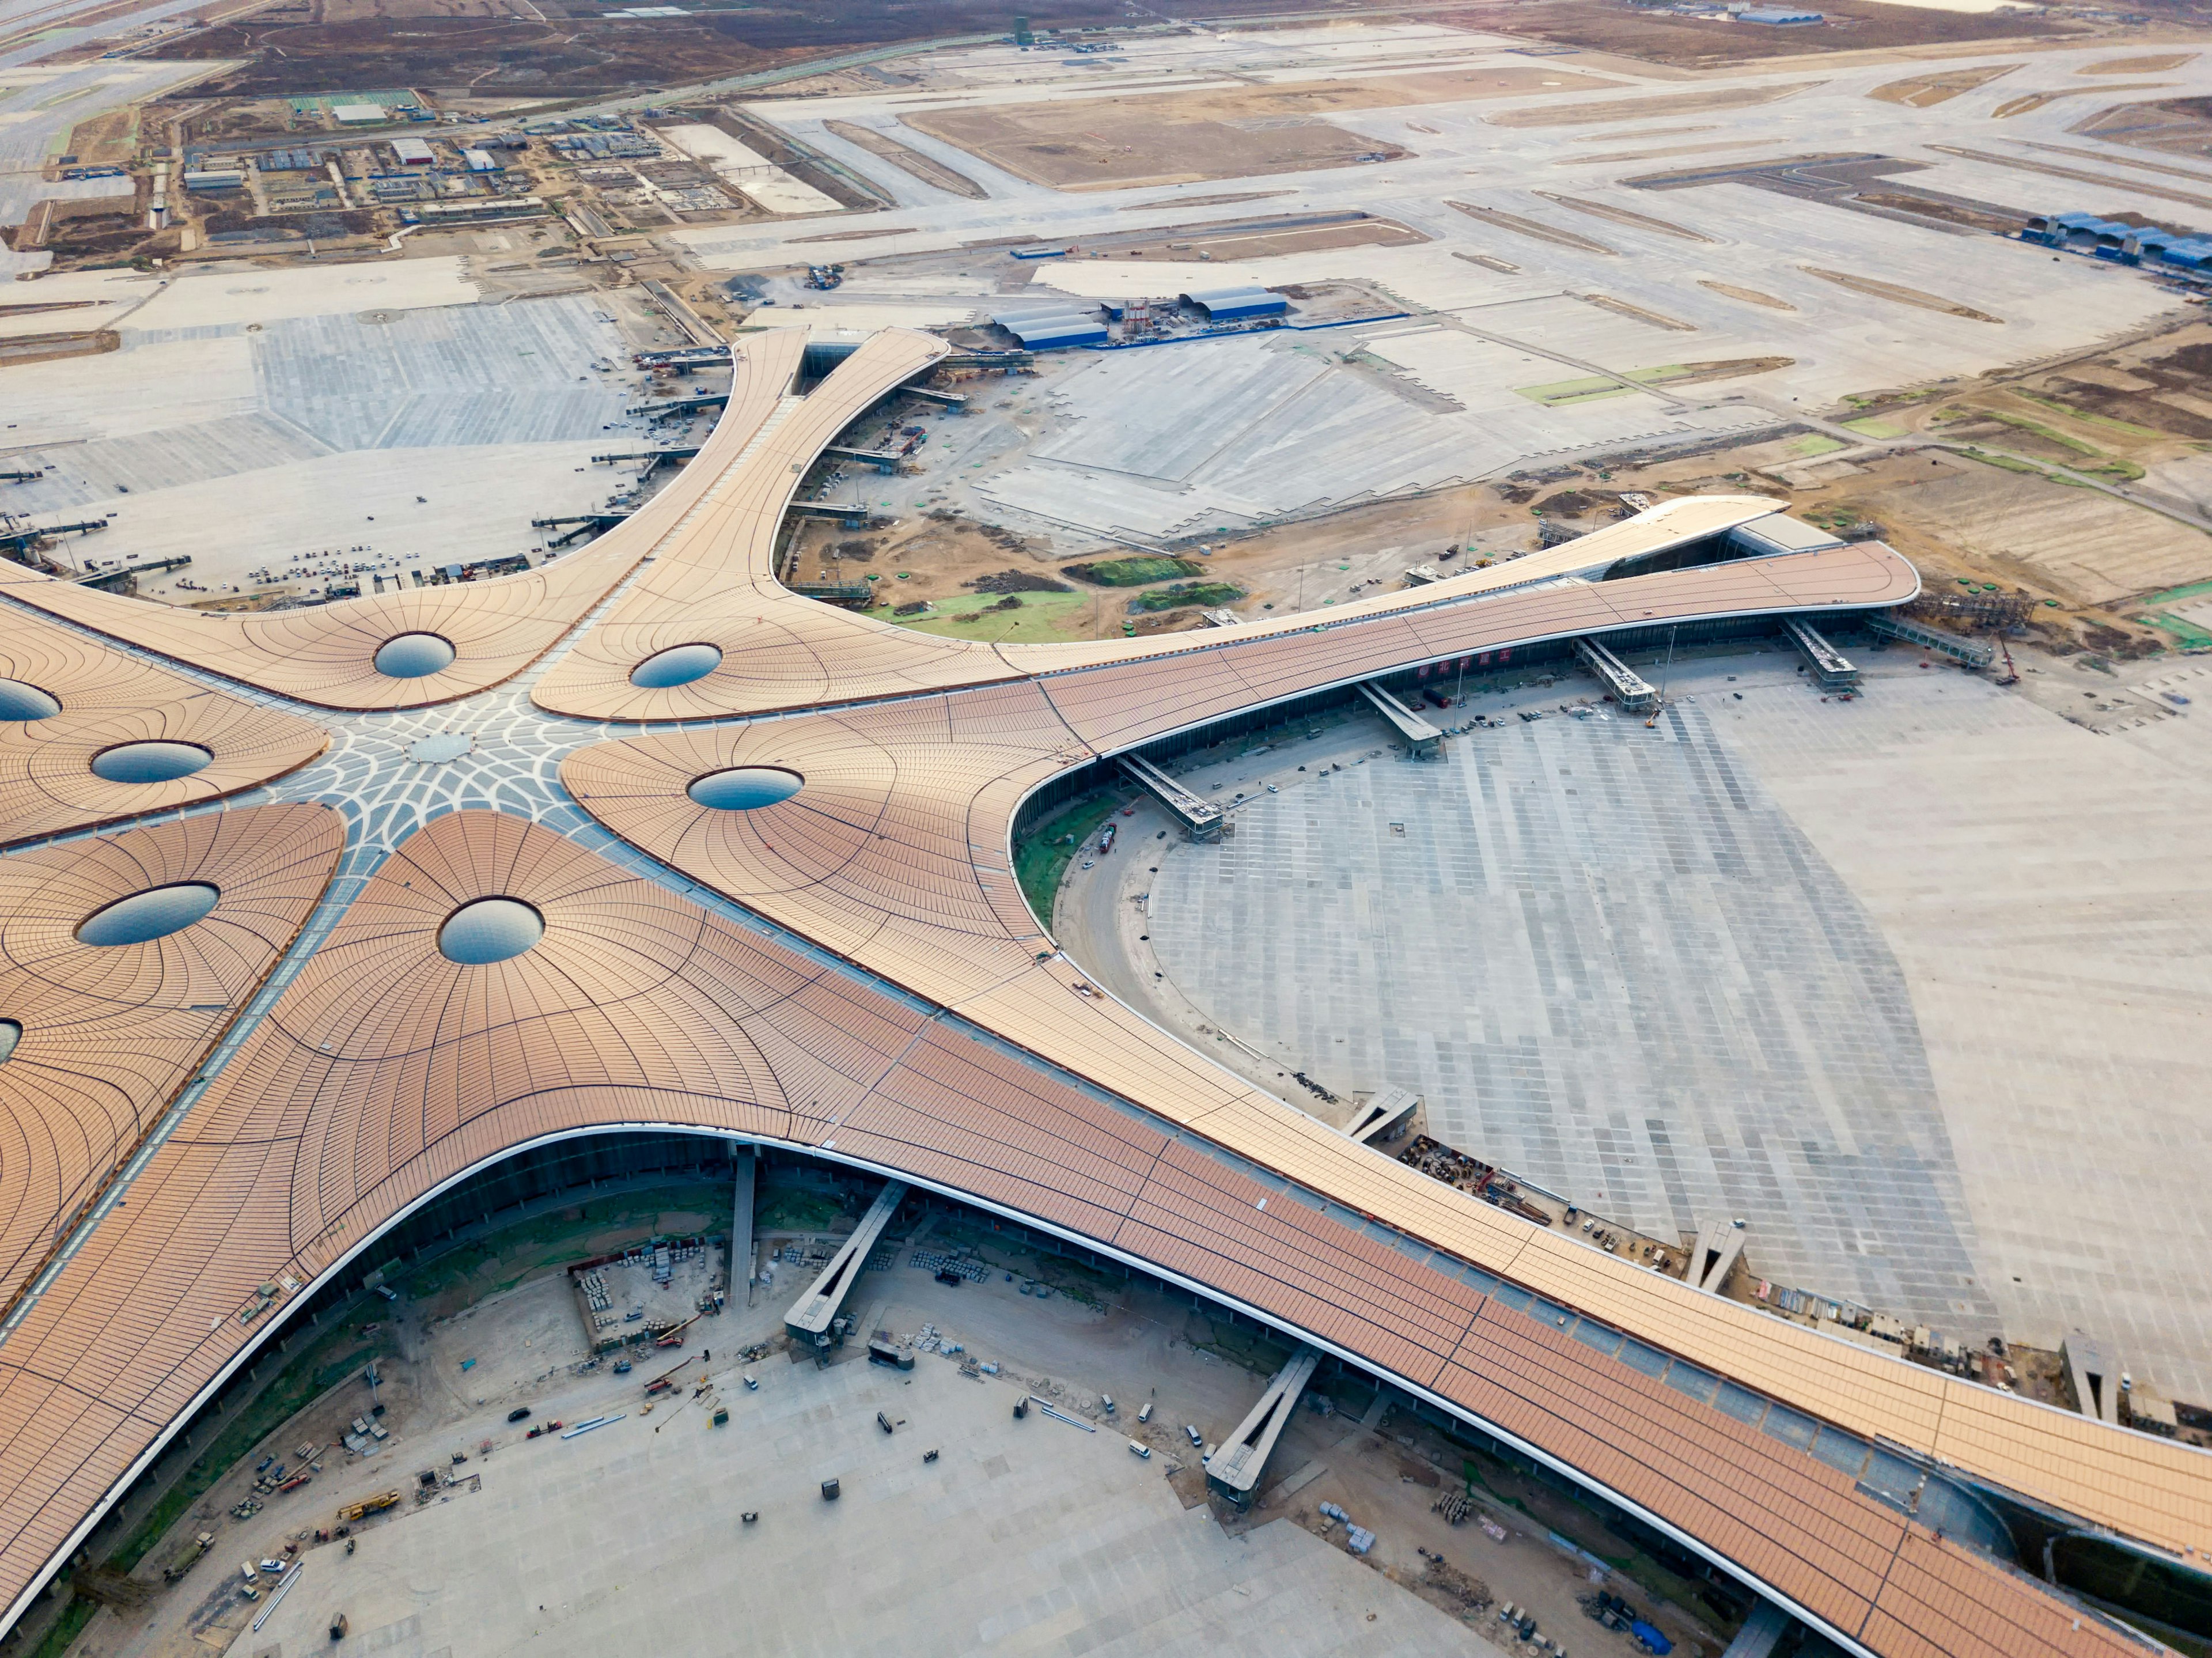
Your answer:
[1791,434,1847,457]
[1130,581,1243,613]
[2141,608,2212,649]
[1843,417,1908,440]
[1976,409,2103,459]
[883,590,1093,644]
[1956,446,2086,486]
[1063,555,1204,587]
[756,1188,844,1232]
[397,1184,723,1307]
[2138,576,2212,607]
[2019,393,2163,440]
[1516,365,1691,407]
[1013,792,1123,930]
[26,1598,95,1658]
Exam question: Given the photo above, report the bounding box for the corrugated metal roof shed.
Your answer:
[1180,285,1287,321]
[993,313,1107,348]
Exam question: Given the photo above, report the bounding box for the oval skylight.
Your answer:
[629,643,724,689]
[0,680,61,721]
[374,633,457,679]
[90,741,214,785]
[686,767,803,811]
[437,897,545,966]
[76,883,221,947]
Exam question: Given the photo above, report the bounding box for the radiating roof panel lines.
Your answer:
[0,813,2153,1658]
[0,319,2202,1658]
[0,807,342,1321]
[0,331,807,711]
[0,610,331,847]
[558,540,2212,1568]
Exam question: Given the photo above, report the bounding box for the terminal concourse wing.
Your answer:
[0,332,806,711]
[0,806,342,1319]
[0,610,330,847]
[0,320,2205,1658]
[0,811,2175,1658]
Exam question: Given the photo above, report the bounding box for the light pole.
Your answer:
[1647,624,1678,729]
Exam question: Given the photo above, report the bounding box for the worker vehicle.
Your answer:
[644,1377,675,1396]
[612,1359,632,1375]
[335,1491,401,1523]
[162,1532,215,1583]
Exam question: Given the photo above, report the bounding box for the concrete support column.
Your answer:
[732,1146,757,1308]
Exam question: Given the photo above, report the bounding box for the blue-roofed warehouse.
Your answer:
[991,309,1108,349]
[1180,285,1287,321]
[2024,210,2212,270]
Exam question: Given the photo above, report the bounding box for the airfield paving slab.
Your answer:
[1121,653,2212,1403]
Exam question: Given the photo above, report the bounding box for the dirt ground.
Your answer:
[1849,457,2210,605]
[1699,279,1796,312]
[1535,190,1714,244]
[1798,265,2003,324]
[823,120,987,199]
[2080,52,2199,74]
[1484,79,1822,130]
[1448,199,1616,255]
[903,66,1623,192]
[1992,81,2175,120]
[1866,62,2020,108]
[1443,0,2087,71]
[2079,94,2212,160]
[1088,215,1427,263]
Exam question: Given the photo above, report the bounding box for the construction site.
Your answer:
[6,7,2212,1658]
[68,1144,1771,1658]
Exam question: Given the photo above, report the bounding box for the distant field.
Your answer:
[887,589,1094,642]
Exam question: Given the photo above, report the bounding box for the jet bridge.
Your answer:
[1120,755,1224,841]
[1357,682,1441,759]
[1573,637,1658,713]
[786,1180,908,1350]
[1204,1345,1323,1506]
[1343,1088,1419,1146]
[1866,613,1994,668]
[1783,618,1859,693]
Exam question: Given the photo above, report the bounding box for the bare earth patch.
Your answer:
[1799,266,2001,323]
[1865,63,2018,108]
[904,69,1619,190]
[824,121,987,199]
[1445,199,1615,255]
[1699,280,1796,312]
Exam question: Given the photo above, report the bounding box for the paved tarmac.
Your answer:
[236,1327,1480,1658]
